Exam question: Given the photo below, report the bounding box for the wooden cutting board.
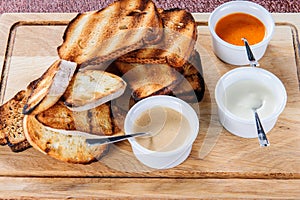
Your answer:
[0,13,299,198]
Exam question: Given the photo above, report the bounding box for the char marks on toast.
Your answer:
[23,60,77,115]
[115,49,205,103]
[36,101,113,136]
[118,8,197,68]
[115,61,182,101]
[173,50,205,103]
[24,115,109,164]
[57,0,163,67]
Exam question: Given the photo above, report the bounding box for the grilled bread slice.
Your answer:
[25,100,115,163]
[57,0,163,67]
[63,70,126,112]
[0,90,30,151]
[172,50,205,103]
[24,114,109,164]
[114,61,182,101]
[115,49,205,103]
[36,101,113,136]
[118,8,197,68]
[23,59,77,115]
[0,80,38,151]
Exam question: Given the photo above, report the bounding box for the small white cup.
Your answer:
[208,1,275,65]
[215,67,287,138]
[124,95,199,169]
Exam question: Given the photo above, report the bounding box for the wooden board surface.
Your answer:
[1,178,300,199]
[0,13,300,198]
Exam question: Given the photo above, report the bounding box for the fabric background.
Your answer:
[0,0,299,13]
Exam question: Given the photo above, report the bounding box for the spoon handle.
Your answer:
[254,111,270,147]
[242,38,260,67]
[86,132,148,146]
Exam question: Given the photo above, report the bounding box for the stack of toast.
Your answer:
[0,0,205,164]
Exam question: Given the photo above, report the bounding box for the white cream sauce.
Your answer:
[223,79,277,120]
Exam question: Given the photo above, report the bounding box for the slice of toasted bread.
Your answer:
[118,8,197,68]
[57,0,163,67]
[0,79,38,151]
[114,61,182,101]
[23,59,77,115]
[63,70,126,112]
[23,114,109,164]
[172,50,205,103]
[36,101,76,130]
[111,103,127,136]
[36,101,113,136]
[0,91,28,148]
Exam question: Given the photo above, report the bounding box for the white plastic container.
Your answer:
[208,1,275,65]
[215,67,287,138]
[124,95,199,169]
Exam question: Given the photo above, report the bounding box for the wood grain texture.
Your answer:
[0,177,299,199]
[0,13,299,198]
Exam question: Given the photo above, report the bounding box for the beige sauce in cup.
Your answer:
[134,107,190,152]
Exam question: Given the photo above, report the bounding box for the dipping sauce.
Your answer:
[215,13,266,46]
[223,79,277,120]
[133,106,190,152]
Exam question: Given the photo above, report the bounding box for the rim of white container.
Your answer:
[124,95,199,157]
[208,0,275,50]
[215,67,287,124]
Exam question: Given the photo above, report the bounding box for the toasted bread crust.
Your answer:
[36,101,113,136]
[115,61,183,100]
[115,49,205,103]
[0,90,27,145]
[23,60,77,115]
[173,50,205,102]
[57,0,163,66]
[24,115,110,164]
[63,70,127,111]
[118,8,197,68]
[8,140,31,152]
[0,86,35,151]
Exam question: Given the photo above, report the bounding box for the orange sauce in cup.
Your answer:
[215,13,266,46]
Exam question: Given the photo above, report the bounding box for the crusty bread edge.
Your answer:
[23,115,47,155]
[24,60,77,115]
[65,77,127,112]
[24,114,110,164]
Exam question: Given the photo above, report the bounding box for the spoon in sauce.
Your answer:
[86,106,167,146]
[252,101,270,147]
[242,38,259,67]
[85,132,150,146]
[242,38,270,147]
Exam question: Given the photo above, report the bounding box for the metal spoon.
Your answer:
[86,132,150,146]
[86,106,167,146]
[252,101,270,147]
[242,38,270,147]
[242,38,259,67]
